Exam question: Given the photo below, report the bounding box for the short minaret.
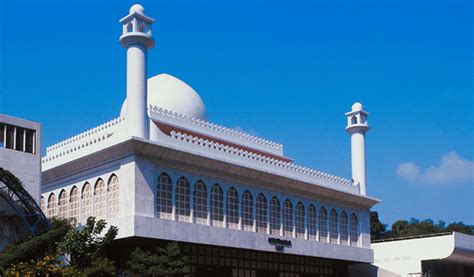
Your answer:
[345,102,370,195]
[119,4,155,139]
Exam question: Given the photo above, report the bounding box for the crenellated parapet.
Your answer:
[149,105,284,156]
[42,117,124,164]
[169,130,353,188]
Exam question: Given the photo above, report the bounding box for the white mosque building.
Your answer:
[39,4,379,276]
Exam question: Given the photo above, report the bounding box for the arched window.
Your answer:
[226,188,239,229]
[193,181,208,225]
[58,190,68,219]
[340,211,349,245]
[107,175,119,220]
[295,202,305,239]
[81,183,93,223]
[351,116,357,124]
[94,179,106,219]
[282,200,293,237]
[350,213,359,246]
[175,177,191,222]
[210,184,224,227]
[69,187,79,223]
[157,173,172,219]
[308,204,317,240]
[40,196,45,214]
[330,209,339,244]
[47,193,57,218]
[319,207,328,242]
[256,194,267,233]
[241,191,253,231]
[269,197,281,235]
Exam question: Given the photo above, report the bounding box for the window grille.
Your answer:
[269,197,281,235]
[210,184,224,227]
[193,181,208,225]
[226,188,239,229]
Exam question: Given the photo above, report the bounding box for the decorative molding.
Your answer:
[169,130,352,187]
[43,117,124,163]
[150,106,284,152]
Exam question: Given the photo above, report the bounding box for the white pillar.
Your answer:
[119,4,155,140]
[345,102,370,196]
[126,44,149,139]
[350,131,367,195]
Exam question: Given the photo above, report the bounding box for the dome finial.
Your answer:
[129,4,145,14]
[351,102,363,111]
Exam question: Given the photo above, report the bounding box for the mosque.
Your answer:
[38,4,379,276]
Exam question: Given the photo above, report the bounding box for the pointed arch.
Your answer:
[107,174,119,220]
[340,211,349,245]
[81,182,92,223]
[330,209,338,244]
[58,190,68,219]
[193,180,208,225]
[282,199,293,237]
[175,177,190,222]
[256,194,267,233]
[210,184,224,227]
[226,188,239,229]
[269,196,281,235]
[295,202,305,239]
[94,179,106,219]
[47,193,57,218]
[350,213,359,246]
[241,190,253,231]
[69,186,79,223]
[319,207,328,242]
[307,204,317,240]
[157,173,172,219]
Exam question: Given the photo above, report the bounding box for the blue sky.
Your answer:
[1,0,472,226]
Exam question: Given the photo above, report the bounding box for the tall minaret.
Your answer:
[345,102,370,196]
[119,4,155,139]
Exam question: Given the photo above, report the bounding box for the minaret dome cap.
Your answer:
[351,102,363,111]
[129,4,145,14]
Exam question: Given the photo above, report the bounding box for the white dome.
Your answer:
[351,102,363,111]
[129,4,145,14]
[120,73,207,121]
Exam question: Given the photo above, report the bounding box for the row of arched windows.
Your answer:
[40,174,119,223]
[156,173,360,246]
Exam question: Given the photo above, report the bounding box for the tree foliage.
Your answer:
[57,217,118,273]
[125,242,189,276]
[370,211,387,240]
[370,211,474,240]
[0,218,72,272]
[1,217,118,276]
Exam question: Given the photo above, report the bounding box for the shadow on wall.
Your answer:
[349,264,400,277]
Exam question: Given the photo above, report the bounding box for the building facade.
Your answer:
[0,114,41,202]
[0,114,46,251]
[40,4,379,276]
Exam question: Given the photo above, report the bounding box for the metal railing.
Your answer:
[0,167,50,236]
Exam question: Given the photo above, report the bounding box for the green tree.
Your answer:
[57,217,118,276]
[125,242,188,276]
[370,211,387,240]
[447,221,474,234]
[0,218,72,272]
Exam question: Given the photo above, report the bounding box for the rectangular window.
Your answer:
[25,129,35,153]
[15,127,25,151]
[5,125,14,149]
[0,124,4,148]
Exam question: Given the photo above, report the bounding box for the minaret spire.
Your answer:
[346,102,370,195]
[119,4,155,139]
